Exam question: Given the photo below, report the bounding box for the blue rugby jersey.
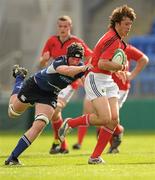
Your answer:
[34,56,84,94]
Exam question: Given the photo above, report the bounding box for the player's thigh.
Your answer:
[35,103,55,120]
[92,96,111,123]
[108,97,119,121]
[83,98,95,114]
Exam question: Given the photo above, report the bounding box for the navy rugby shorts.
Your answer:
[17,76,57,109]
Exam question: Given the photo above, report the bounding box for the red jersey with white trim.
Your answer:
[112,44,144,90]
[41,35,92,59]
[91,28,126,75]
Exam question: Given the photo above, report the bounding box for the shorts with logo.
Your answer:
[84,72,119,100]
[17,76,57,109]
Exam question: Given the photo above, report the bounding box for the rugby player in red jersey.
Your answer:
[108,44,149,153]
[72,44,149,153]
[39,15,92,154]
[58,5,137,164]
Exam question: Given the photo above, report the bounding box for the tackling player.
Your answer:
[39,15,92,154]
[5,43,92,165]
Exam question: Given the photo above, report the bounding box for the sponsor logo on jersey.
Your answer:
[20,95,26,102]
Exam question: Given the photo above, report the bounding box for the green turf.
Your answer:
[0,131,155,180]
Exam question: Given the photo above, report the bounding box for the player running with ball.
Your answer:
[72,44,149,153]
[59,5,136,164]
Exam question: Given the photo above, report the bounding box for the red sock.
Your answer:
[91,127,114,158]
[61,139,68,150]
[52,118,63,139]
[77,126,88,145]
[96,127,100,137]
[114,124,124,135]
[52,119,68,149]
[109,135,113,146]
[68,114,90,128]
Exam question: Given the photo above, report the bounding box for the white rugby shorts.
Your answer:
[84,72,119,100]
[58,85,75,103]
[118,89,129,108]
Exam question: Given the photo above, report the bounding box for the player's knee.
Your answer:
[8,104,22,118]
[57,99,66,109]
[110,117,119,129]
[118,124,124,133]
[111,113,119,122]
[35,114,49,125]
[99,116,111,126]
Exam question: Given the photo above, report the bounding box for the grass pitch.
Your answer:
[0,131,155,180]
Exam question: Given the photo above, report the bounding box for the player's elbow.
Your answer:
[142,55,149,65]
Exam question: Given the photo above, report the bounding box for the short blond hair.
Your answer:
[57,15,72,25]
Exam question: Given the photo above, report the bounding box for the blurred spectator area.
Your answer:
[0,0,155,100]
[81,0,155,98]
[129,28,155,97]
[0,0,82,100]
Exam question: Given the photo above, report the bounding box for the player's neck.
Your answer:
[115,27,124,40]
[59,35,71,43]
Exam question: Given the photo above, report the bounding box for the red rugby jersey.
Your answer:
[91,28,126,75]
[41,35,92,59]
[112,44,144,90]
[41,35,92,90]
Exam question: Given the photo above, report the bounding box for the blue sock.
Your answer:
[11,75,24,95]
[8,135,31,160]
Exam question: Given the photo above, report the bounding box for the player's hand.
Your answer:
[121,59,129,71]
[42,51,50,61]
[83,64,93,72]
[115,71,127,84]
[125,71,132,81]
[39,51,50,69]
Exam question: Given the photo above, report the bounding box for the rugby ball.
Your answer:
[111,49,126,65]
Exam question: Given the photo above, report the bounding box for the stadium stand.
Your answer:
[129,21,155,96]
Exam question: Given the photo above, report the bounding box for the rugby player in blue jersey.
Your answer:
[5,42,92,165]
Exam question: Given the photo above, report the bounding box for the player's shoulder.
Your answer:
[55,55,66,61]
[105,28,118,41]
[70,35,83,42]
[125,44,138,53]
[47,35,58,41]
[54,56,67,64]
[98,28,118,45]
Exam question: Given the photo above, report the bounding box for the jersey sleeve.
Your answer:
[100,40,120,60]
[53,57,66,70]
[74,62,85,79]
[126,45,144,61]
[41,37,53,56]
